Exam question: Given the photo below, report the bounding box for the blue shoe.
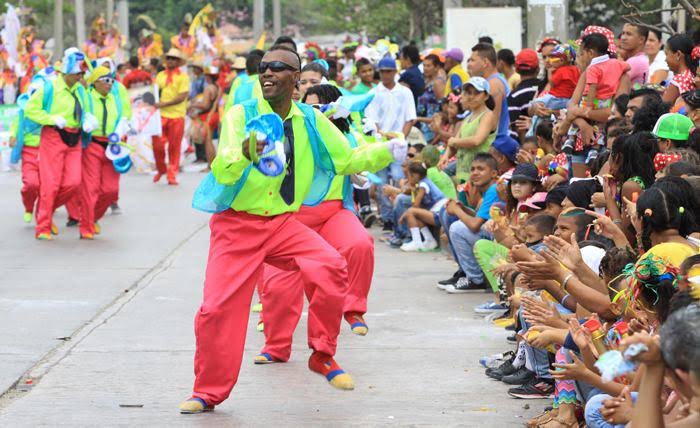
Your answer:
[388,237,403,248]
[474,301,508,314]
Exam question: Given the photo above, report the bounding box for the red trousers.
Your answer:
[153,117,184,179]
[20,146,40,214]
[65,194,81,220]
[79,142,120,235]
[36,127,81,235]
[260,201,374,362]
[192,210,348,405]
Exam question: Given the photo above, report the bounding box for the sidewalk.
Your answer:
[0,170,538,426]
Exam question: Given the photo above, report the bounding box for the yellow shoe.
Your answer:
[23,212,33,223]
[254,353,279,364]
[94,223,101,235]
[36,233,53,241]
[80,233,95,240]
[493,318,515,328]
[256,321,264,332]
[50,223,59,235]
[308,352,355,390]
[345,313,368,336]
[178,397,214,414]
[251,302,263,313]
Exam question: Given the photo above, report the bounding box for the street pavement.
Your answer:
[0,169,539,426]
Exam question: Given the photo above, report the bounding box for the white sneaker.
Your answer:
[400,240,423,252]
[420,239,438,251]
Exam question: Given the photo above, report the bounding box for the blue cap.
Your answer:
[465,76,490,93]
[491,135,519,162]
[377,56,397,70]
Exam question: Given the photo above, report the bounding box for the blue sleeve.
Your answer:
[450,74,462,92]
[476,185,500,220]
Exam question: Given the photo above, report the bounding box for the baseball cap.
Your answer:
[515,48,539,72]
[652,113,694,140]
[545,184,569,206]
[444,48,464,63]
[491,135,519,162]
[464,76,490,93]
[511,163,540,182]
[377,56,397,71]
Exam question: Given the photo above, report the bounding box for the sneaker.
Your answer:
[445,277,487,293]
[502,367,536,385]
[388,236,404,248]
[362,212,377,228]
[475,301,508,314]
[437,270,465,287]
[485,358,517,381]
[110,203,122,215]
[382,220,394,232]
[479,350,513,369]
[506,333,517,342]
[507,377,555,399]
[66,218,78,227]
[400,240,423,252]
[419,240,439,251]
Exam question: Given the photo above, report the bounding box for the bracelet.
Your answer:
[561,272,574,292]
[613,219,622,225]
[561,294,571,307]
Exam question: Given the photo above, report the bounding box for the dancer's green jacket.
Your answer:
[24,77,85,129]
[212,98,393,216]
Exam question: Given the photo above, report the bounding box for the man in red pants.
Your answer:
[24,48,91,240]
[257,201,375,364]
[179,45,398,414]
[78,66,132,239]
[154,48,189,185]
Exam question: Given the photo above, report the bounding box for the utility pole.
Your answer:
[107,0,114,24]
[273,0,281,38]
[253,0,265,39]
[75,0,86,48]
[54,0,64,55]
[117,0,129,43]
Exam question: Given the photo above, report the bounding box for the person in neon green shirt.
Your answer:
[225,49,264,111]
[24,47,90,240]
[254,84,388,366]
[78,65,133,239]
[180,46,402,414]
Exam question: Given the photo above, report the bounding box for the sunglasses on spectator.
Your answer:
[259,61,298,73]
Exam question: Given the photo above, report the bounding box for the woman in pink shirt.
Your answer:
[663,34,696,106]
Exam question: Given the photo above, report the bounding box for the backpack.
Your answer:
[192,99,336,213]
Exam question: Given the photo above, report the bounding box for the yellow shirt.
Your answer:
[155,69,190,119]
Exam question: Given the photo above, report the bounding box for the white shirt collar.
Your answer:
[590,54,610,66]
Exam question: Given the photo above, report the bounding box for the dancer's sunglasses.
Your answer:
[259,61,298,73]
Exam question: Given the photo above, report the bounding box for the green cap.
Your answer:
[652,113,694,140]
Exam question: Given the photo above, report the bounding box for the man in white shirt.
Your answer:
[364,56,417,230]
[365,56,417,137]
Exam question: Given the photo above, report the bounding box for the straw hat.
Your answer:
[232,56,246,70]
[164,48,185,61]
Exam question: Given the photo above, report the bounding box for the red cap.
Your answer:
[515,48,539,72]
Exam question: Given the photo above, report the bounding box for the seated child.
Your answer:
[529,44,580,136]
[560,33,630,171]
[399,161,448,252]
